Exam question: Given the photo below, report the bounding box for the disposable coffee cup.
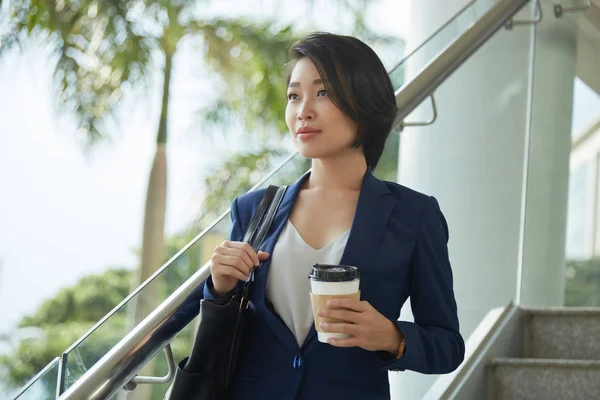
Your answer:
[308,264,360,343]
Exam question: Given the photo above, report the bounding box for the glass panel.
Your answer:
[392,2,538,397]
[12,358,59,400]
[388,0,498,89]
[517,0,600,307]
[398,3,536,333]
[558,3,600,307]
[58,153,311,394]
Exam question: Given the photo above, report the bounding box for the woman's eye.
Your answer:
[287,93,299,100]
[317,89,328,97]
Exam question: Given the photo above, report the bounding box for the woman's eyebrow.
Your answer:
[288,79,324,88]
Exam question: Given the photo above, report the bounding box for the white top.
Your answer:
[266,220,350,346]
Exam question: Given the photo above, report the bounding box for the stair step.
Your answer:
[489,358,600,400]
[524,308,600,360]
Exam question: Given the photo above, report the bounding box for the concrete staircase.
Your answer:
[487,308,600,400]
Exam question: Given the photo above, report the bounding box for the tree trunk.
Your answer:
[125,49,173,400]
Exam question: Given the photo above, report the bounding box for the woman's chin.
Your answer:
[296,148,324,160]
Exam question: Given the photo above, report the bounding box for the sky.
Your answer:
[0,0,411,343]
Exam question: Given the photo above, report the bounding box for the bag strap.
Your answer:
[242,185,281,249]
[248,185,287,251]
[237,185,287,305]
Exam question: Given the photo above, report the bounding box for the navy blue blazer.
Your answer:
[197,169,464,399]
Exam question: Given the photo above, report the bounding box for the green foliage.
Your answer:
[565,258,600,307]
[3,0,302,147]
[197,148,287,221]
[0,268,131,390]
[19,268,131,327]
[198,20,297,135]
[5,0,159,143]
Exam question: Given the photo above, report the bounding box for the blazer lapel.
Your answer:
[301,169,396,352]
[251,171,310,353]
[249,168,396,354]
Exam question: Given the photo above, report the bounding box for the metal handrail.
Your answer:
[59,0,533,398]
[393,0,531,126]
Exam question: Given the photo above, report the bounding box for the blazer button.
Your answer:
[293,356,303,369]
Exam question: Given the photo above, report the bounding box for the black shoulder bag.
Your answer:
[166,185,287,400]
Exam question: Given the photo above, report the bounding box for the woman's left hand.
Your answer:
[317,299,403,354]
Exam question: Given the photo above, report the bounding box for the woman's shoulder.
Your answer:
[232,187,269,215]
[381,179,431,206]
[236,187,269,205]
[381,180,447,232]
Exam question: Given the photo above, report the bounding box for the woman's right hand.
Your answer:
[210,240,270,297]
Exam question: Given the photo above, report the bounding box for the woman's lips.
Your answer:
[297,127,321,141]
[298,132,320,140]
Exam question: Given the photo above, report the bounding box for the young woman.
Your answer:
[204,32,464,399]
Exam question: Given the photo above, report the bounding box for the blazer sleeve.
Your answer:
[379,196,465,374]
[203,197,246,300]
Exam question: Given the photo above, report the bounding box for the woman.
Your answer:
[204,32,464,399]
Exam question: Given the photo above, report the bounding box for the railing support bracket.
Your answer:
[400,93,438,129]
[554,1,591,18]
[505,0,543,29]
[124,344,176,391]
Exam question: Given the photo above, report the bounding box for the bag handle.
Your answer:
[237,185,287,305]
[242,185,283,249]
[249,185,287,251]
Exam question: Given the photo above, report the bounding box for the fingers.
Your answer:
[211,254,252,276]
[257,250,270,261]
[215,246,255,269]
[216,265,249,282]
[211,241,271,284]
[317,308,361,324]
[327,337,360,348]
[223,241,260,266]
[319,321,360,336]
[326,299,369,312]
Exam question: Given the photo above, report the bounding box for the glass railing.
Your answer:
[12,357,59,400]
[392,0,599,397]
[56,151,313,397]
[530,0,600,308]
[388,0,506,90]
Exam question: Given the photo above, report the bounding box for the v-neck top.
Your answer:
[265,220,350,346]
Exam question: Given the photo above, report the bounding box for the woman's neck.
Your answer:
[307,151,367,191]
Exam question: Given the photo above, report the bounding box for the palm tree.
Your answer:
[1,0,297,314]
[1,3,294,396]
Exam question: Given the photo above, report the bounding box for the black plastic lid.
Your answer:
[308,264,360,282]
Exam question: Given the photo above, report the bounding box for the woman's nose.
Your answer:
[298,101,315,120]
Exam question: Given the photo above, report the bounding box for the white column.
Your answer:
[389,0,576,398]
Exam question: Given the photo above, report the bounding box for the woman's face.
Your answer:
[285,57,359,161]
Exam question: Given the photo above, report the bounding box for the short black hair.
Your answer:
[286,32,397,169]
